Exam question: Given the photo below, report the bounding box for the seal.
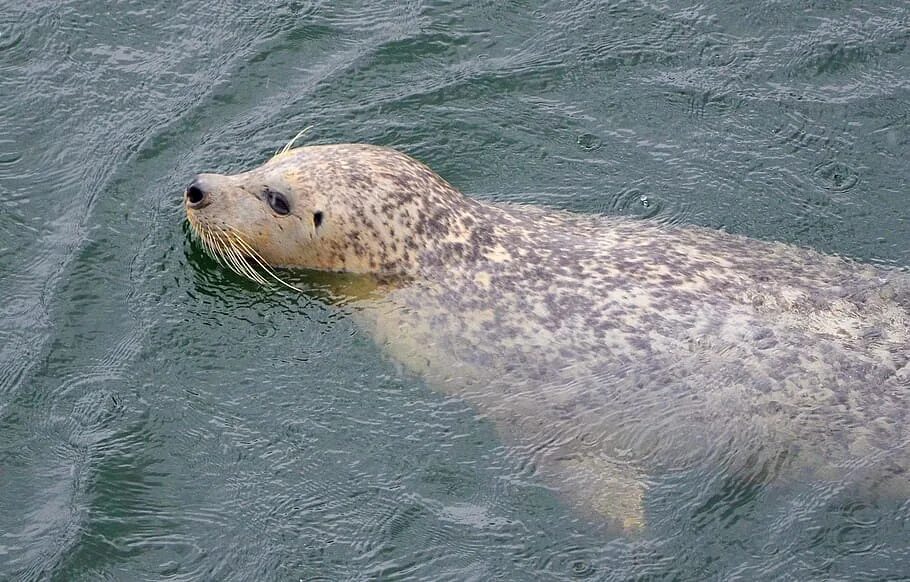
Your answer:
[184,142,910,530]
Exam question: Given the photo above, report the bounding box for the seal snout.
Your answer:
[185,177,212,210]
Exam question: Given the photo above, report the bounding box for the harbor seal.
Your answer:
[184,143,910,530]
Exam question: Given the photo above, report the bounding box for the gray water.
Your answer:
[1,1,909,580]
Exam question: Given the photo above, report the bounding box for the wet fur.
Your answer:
[186,144,910,528]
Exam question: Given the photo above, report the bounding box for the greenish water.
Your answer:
[1,1,908,579]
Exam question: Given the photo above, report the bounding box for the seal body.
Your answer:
[185,144,910,529]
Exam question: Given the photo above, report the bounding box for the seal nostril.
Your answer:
[186,183,205,207]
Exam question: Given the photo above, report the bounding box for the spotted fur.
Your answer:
[186,144,910,529]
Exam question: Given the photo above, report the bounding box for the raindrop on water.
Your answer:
[576,133,602,151]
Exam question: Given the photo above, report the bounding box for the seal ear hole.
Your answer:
[313,211,324,228]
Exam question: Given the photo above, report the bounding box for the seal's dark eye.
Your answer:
[266,189,290,215]
[313,211,323,228]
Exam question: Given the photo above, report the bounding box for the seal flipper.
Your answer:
[542,453,648,533]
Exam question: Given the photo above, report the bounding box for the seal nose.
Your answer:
[185,178,210,209]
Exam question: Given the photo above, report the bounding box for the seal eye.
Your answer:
[313,211,324,228]
[266,189,290,215]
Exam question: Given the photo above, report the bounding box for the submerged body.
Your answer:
[185,144,910,529]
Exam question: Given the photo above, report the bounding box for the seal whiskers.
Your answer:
[187,211,301,291]
[273,125,313,160]
[224,226,304,292]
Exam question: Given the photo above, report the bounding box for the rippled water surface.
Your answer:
[2,1,909,579]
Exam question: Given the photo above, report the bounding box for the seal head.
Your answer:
[185,143,481,277]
